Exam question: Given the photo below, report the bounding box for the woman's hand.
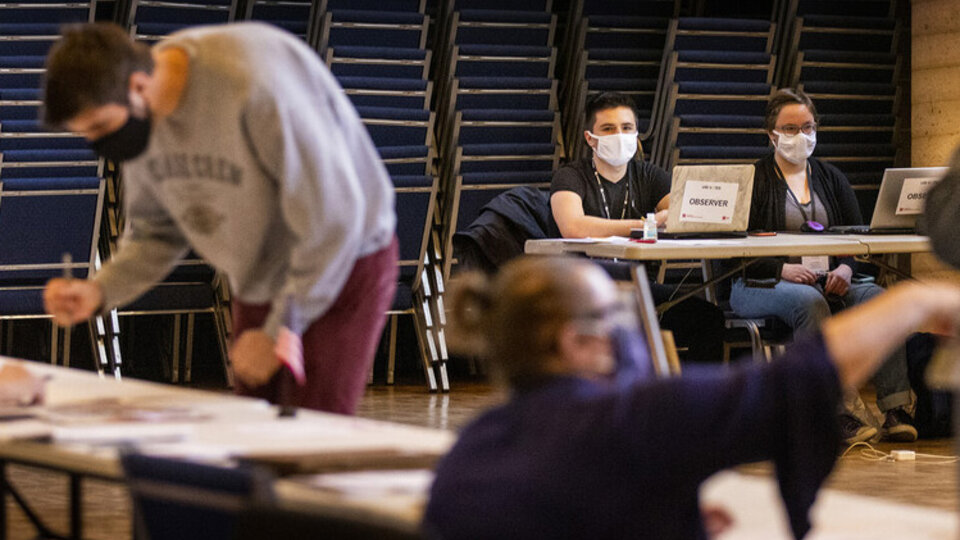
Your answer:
[781,263,816,284]
[824,264,853,296]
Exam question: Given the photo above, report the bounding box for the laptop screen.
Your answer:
[870,167,948,230]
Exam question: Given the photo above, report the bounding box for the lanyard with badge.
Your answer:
[774,162,830,273]
[592,161,631,220]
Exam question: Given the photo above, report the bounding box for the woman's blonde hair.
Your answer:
[446,256,609,387]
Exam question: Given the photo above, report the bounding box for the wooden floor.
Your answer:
[2,382,956,539]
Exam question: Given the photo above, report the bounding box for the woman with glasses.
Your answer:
[422,256,960,540]
[728,89,916,445]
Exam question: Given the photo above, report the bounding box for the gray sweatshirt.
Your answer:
[94,23,396,338]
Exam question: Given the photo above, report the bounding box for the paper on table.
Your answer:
[296,469,435,498]
[0,420,52,441]
[700,471,956,539]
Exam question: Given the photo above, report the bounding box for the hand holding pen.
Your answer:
[42,253,104,326]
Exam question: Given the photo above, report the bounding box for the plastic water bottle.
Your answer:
[643,212,658,241]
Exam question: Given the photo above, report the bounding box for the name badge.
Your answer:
[896,177,939,215]
[678,181,739,224]
[802,256,830,273]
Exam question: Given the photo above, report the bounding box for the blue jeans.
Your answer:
[730,278,911,412]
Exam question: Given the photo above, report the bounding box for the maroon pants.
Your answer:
[233,238,398,414]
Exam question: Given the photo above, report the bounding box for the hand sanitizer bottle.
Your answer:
[643,213,658,241]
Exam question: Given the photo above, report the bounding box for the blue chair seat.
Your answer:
[678,17,771,32]
[801,15,895,30]
[329,9,424,24]
[460,109,554,122]
[678,145,769,159]
[121,283,217,312]
[588,78,658,91]
[802,49,896,64]
[455,0,549,10]
[0,23,62,35]
[0,289,44,316]
[589,48,661,62]
[460,142,555,156]
[457,76,552,89]
[378,145,429,159]
[460,170,551,185]
[587,15,669,29]
[0,89,40,100]
[3,176,100,190]
[803,81,895,96]
[458,44,551,58]
[355,106,430,121]
[2,149,96,162]
[815,143,895,157]
[336,76,427,91]
[677,50,770,64]
[457,9,551,24]
[819,114,894,127]
[391,174,432,188]
[331,46,427,61]
[0,55,45,68]
[677,81,771,95]
[678,115,764,128]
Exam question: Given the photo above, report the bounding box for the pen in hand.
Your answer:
[60,252,73,328]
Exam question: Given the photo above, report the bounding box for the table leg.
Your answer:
[69,475,82,540]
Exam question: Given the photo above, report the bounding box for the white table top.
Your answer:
[525,234,930,261]
[0,357,455,480]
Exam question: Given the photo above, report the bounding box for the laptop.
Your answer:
[828,167,948,235]
[652,164,755,239]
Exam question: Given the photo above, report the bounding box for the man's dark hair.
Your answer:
[584,92,639,132]
[43,23,154,127]
[763,88,820,132]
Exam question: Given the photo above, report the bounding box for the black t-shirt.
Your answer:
[550,157,672,220]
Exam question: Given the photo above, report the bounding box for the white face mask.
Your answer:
[588,132,638,167]
[773,130,816,165]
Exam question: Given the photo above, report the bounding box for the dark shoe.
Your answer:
[882,408,918,442]
[839,413,878,445]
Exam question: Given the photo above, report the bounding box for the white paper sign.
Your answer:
[896,177,938,215]
[801,256,830,273]
[679,181,739,223]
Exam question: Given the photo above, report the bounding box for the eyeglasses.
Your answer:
[572,301,635,337]
[775,123,817,136]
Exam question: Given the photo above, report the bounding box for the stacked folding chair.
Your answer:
[559,0,679,161]
[434,0,562,281]
[651,17,777,171]
[0,0,116,373]
[307,0,448,391]
[100,0,241,384]
[243,0,315,41]
[780,0,900,218]
[128,0,238,42]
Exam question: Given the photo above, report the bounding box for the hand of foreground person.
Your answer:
[701,504,734,538]
[230,329,282,387]
[43,278,103,325]
[781,263,816,285]
[0,364,47,406]
[824,281,960,388]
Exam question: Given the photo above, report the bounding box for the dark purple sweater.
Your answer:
[423,333,841,539]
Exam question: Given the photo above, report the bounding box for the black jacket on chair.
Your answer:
[453,187,560,274]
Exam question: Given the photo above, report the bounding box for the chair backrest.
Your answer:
[0,175,103,287]
[121,453,274,540]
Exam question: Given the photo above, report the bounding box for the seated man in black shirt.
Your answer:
[550,92,724,364]
[551,93,670,237]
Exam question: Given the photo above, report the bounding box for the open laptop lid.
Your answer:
[870,167,948,230]
[665,164,755,234]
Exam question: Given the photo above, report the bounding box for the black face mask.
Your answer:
[90,111,152,162]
